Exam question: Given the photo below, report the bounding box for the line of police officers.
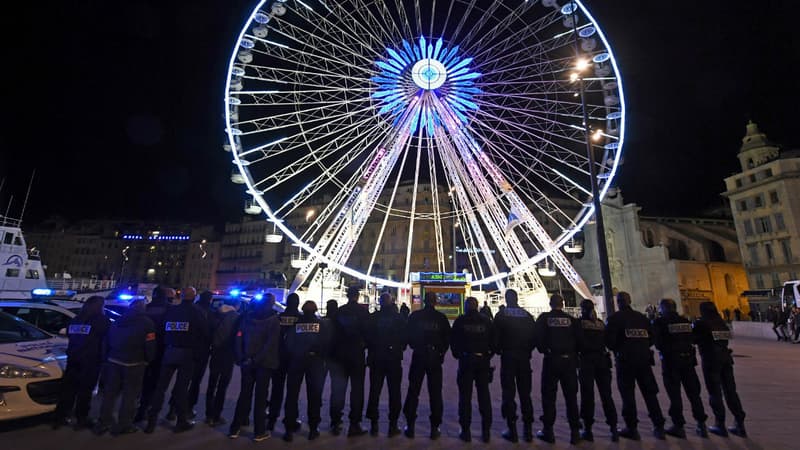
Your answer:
[53,284,747,444]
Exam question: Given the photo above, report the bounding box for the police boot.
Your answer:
[266,419,276,432]
[729,421,747,438]
[458,427,471,442]
[309,427,320,440]
[403,423,415,438]
[618,426,641,441]
[173,420,195,433]
[610,427,620,442]
[696,422,709,438]
[144,418,157,434]
[429,426,441,440]
[502,420,518,443]
[665,424,686,439]
[709,421,729,437]
[369,420,379,436]
[283,431,293,442]
[522,423,533,442]
[481,424,491,443]
[536,428,555,443]
[570,428,582,445]
[330,422,343,436]
[347,422,367,437]
[387,421,401,437]
[580,425,594,442]
[653,425,666,440]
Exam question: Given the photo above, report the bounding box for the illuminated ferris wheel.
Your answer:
[223,0,625,299]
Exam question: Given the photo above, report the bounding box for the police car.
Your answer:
[0,301,76,336]
[0,311,68,421]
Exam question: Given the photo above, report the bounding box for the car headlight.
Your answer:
[0,364,50,379]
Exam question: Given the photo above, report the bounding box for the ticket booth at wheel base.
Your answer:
[410,272,472,320]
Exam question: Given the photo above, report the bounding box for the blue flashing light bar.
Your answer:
[118,294,134,301]
[254,293,264,301]
[229,289,241,297]
[32,288,54,296]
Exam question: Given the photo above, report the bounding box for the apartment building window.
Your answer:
[753,194,764,208]
[769,191,779,204]
[755,274,765,289]
[772,272,781,288]
[737,200,747,212]
[743,220,753,236]
[735,178,743,188]
[775,213,785,230]
[781,239,793,263]
[749,174,756,182]
[747,244,759,265]
[755,216,772,233]
[765,242,774,262]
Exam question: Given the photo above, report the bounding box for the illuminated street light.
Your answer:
[592,129,604,141]
[575,58,590,71]
[569,72,579,83]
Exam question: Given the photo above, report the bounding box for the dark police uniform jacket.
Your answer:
[366,305,407,365]
[493,306,536,357]
[234,312,280,369]
[451,310,494,358]
[652,312,697,366]
[406,305,450,363]
[332,302,369,364]
[106,309,157,365]
[66,313,111,363]
[285,314,332,360]
[277,307,301,361]
[606,305,655,365]
[535,309,580,355]
[692,315,734,368]
[161,301,208,363]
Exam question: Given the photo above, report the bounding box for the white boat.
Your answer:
[0,216,48,300]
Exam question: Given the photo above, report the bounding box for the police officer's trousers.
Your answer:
[54,358,100,422]
[147,348,194,423]
[329,357,366,424]
[701,360,745,425]
[662,358,707,426]
[366,359,402,423]
[284,354,325,430]
[137,349,162,418]
[187,351,209,410]
[579,352,617,428]
[205,351,235,421]
[541,354,580,430]
[98,362,146,430]
[268,357,289,424]
[231,365,272,435]
[616,361,665,429]
[402,350,444,427]
[500,352,533,424]
[456,354,492,429]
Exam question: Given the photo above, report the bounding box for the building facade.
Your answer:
[574,189,750,317]
[722,122,800,303]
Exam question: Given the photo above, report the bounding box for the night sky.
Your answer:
[2,0,798,225]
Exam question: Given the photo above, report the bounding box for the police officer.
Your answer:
[606,291,666,440]
[145,287,208,433]
[228,294,280,441]
[330,286,370,437]
[283,301,332,442]
[451,296,494,443]
[534,293,581,444]
[493,289,535,443]
[693,301,746,438]
[577,299,618,442]
[53,295,110,430]
[136,286,171,422]
[365,293,406,437]
[402,292,450,440]
[185,290,213,419]
[205,297,240,426]
[652,298,708,438]
[94,299,157,435]
[267,293,301,432]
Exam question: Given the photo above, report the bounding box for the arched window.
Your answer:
[643,228,655,248]
[725,274,737,295]
[709,241,727,262]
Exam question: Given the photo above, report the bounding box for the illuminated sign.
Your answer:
[411,272,471,283]
[122,234,190,241]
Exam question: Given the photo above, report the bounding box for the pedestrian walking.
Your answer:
[402,292,450,440]
[451,296,494,443]
[365,293,406,437]
[53,295,110,430]
[227,294,280,441]
[577,299,618,442]
[282,301,332,442]
[652,298,708,439]
[693,301,747,438]
[329,286,370,437]
[606,292,666,440]
[492,289,536,443]
[534,294,581,444]
[94,299,156,435]
[145,287,208,433]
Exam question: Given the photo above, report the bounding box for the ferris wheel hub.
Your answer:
[411,58,448,90]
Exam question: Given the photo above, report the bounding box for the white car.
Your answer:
[0,301,76,336]
[0,311,68,421]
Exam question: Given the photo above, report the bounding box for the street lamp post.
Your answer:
[319,262,328,306]
[570,3,615,315]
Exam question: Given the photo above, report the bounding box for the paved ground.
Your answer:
[2,337,797,450]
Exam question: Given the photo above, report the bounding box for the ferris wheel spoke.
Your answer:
[249,45,373,83]
[458,0,531,56]
[465,7,560,63]
[258,20,375,67]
